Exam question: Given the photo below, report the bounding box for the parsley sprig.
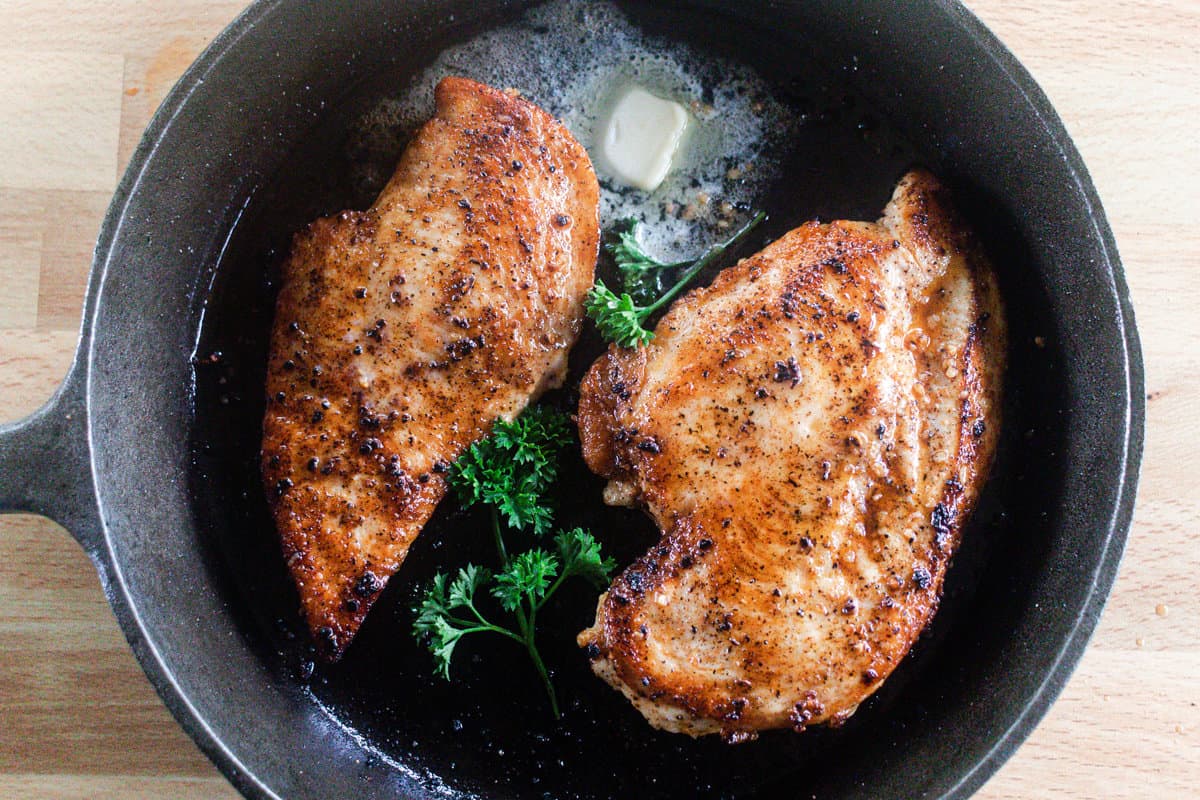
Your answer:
[450,406,569,538]
[607,219,690,305]
[585,210,766,348]
[413,407,615,717]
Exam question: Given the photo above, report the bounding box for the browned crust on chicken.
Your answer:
[577,170,1003,740]
[262,77,599,659]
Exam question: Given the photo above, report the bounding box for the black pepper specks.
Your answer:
[789,690,826,733]
[316,626,337,649]
[773,357,801,387]
[354,287,367,299]
[930,502,953,549]
[445,335,485,363]
[912,567,932,590]
[637,438,661,454]
[354,572,383,597]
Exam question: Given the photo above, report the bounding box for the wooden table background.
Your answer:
[0,1,1196,797]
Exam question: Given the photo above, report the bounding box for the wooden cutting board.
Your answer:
[1,2,1196,797]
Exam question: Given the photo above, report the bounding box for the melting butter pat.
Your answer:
[598,86,690,192]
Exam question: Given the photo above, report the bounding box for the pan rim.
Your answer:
[86,5,291,798]
[80,2,1145,799]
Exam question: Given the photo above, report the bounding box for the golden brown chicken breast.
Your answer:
[577,169,1004,741]
[262,77,599,659]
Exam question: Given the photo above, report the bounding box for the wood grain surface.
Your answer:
[1,1,1196,797]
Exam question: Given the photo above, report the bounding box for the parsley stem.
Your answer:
[536,567,572,613]
[491,507,536,636]
[524,626,559,718]
[461,603,516,641]
[491,507,509,567]
[642,210,767,318]
[462,623,525,643]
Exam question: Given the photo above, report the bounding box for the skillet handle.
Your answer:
[0,357,101,553]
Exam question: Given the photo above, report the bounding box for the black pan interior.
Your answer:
[189,3,1066,798]
[78,2,1134,799]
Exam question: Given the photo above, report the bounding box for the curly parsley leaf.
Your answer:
[586,211,767,349]
[492,548,559,612]
[606,218,686,304]
[413,572,453,642]
[413,565,507,680]
[555,528,617,589]
[489,404,570,467]
[449,406,572,535]
[447,563,492,609]
[585,281,655,349]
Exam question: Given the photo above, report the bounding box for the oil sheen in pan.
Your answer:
[351,0,798,261]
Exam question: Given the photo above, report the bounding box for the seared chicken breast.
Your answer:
[262,77,599,659]
[577,170,1003,741]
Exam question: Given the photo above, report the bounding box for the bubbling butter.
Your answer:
[597,86,690,192]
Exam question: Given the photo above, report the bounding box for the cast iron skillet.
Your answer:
[0,1,1143,798]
